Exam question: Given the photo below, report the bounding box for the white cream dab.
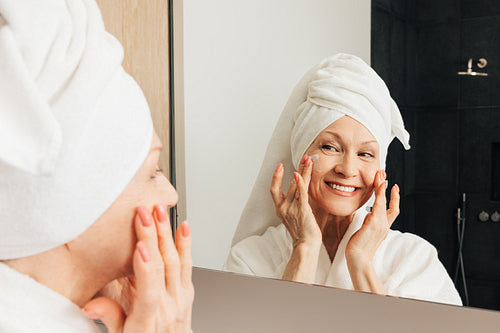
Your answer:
[310,154,320,172]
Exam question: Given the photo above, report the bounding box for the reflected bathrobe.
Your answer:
[0,263,102,333]
[224,209,463,306]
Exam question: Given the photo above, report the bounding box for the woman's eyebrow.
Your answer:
[321,131,377,146]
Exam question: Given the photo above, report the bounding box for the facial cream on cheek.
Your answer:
[310,154,320,172]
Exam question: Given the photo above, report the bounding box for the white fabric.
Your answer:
[224,209,463,306]
[231,53,410,246]
[0,263,102,332]
[0,0,153,259]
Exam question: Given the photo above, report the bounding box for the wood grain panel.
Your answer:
[95,0,170,175]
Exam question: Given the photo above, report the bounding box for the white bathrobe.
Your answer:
[224,209,463,306]
[0,263,103,333]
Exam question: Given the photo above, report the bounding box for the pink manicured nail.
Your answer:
[181,220,190,237]
[275,163,283,173]
[138,207,153,227]
[137,241,150,262]
[301,155,307,164]
[294,172,299,182]
[395,184,400,193]
[82,309,100,320]
[156,204,168,223]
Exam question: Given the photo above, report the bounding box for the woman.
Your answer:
[0,1,193,332]
[224,53,462,306]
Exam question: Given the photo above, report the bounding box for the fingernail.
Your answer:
[137,241,150,262]
[301,155,307,164]
[181,220,190,237]
[306,156,311,167]
[82,309,100,320]
[294,172,299,182]
[275,163,283,172]
[384,180,389,189]
[156,204,168,223]
[138,207,153,227]
[395,184,400,193]
[383,170,387,179]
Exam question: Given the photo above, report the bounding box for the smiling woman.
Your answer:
[223,54,462,306]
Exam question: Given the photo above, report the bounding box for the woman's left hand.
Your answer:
[345,170,400,294]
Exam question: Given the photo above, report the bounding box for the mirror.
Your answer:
[179,0,500,311]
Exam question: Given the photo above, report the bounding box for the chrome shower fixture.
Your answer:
[458,58,488,76]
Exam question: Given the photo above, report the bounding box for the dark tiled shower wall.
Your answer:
[372,0,500,310]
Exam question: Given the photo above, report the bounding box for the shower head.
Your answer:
[458,58,488,76]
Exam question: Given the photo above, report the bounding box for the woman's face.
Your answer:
[304,116,380,217]
[69,132,177,279]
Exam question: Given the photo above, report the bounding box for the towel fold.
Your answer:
[0,0,153,259]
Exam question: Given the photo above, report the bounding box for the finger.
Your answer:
[301,155,313,189]
[295,171,309,206]
[135,206,161,261]
[270,163,285,208]
[297,154,307,175]
[387,184,400,225]
[155,205,181,295]
[286,156,307,203]
[175,220,193,289]
[133,207,164,306]
[82,297,125,333]
[371,171,388,216]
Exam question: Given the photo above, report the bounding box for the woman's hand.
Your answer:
[345,170,400,294]
[270,155,322,283]
[83,205,194,333]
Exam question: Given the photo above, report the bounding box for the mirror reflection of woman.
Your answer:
[224,54,462,305]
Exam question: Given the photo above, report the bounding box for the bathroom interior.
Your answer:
[87,0,500,330]
[372,0,500,310]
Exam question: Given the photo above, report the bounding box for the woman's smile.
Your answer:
[324,181,360,197]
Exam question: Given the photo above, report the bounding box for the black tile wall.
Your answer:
[414,192,458,275]
[416,0,460,22]
[414,108,459,191]
[373,0,500,311]
[461,0,500,19]
[459,108,500,194]
[415,23,460,107]
[375,0,408,18]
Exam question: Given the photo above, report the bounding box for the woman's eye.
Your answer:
[359,152,374,158]
[321,144,338,152]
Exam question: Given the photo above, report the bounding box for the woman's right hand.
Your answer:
[270,155,322,283]
[270,155,321,247]
[83,205,194,333]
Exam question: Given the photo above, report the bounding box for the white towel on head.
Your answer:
[230,53,410,246]
[0,0,153,259]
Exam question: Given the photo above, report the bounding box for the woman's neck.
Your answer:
[4,246,112,308]
[310,199,355,262]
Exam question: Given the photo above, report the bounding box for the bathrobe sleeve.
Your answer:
[379,232,463,306]
[223,224,291,278]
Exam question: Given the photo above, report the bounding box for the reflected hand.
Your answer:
[345,170,399,294]
[83,205,194,333]
[270,155,321,248]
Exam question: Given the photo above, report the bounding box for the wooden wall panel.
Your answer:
[95,0,170,175]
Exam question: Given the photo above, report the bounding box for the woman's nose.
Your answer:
[333,154,357,178]
[164,177,179,208]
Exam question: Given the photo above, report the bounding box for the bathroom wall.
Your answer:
[372,0,500,310]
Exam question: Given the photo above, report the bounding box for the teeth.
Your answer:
[327,182,356,193]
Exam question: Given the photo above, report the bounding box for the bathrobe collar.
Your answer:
[0,263,101,333]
